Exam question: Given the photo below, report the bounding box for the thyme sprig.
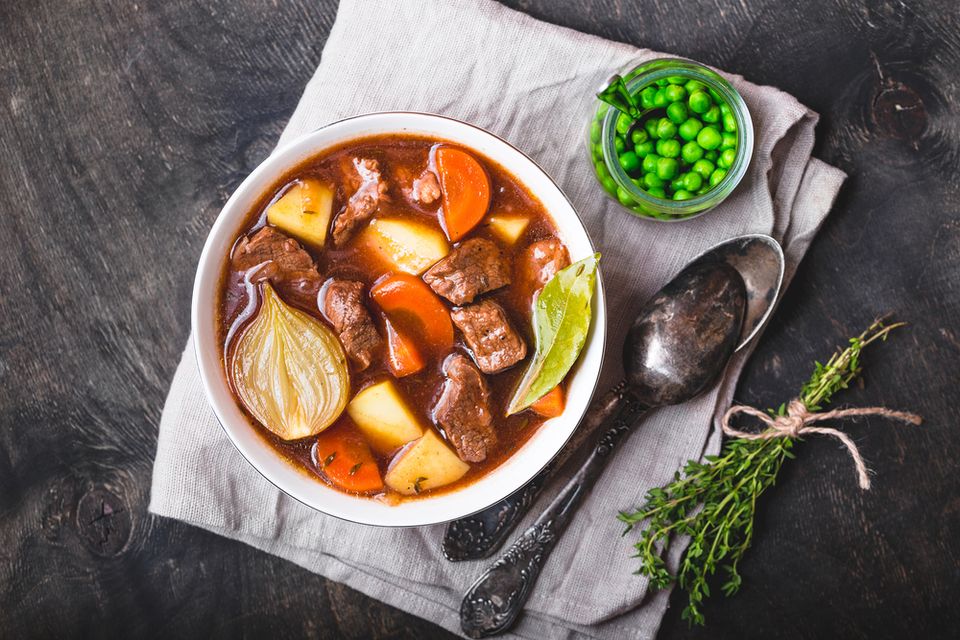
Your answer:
[618,318,905,626]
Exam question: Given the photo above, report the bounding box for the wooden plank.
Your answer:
[0,0,957,638]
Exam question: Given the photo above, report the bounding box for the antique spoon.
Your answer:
[443,234,785,562]
[459,235,784,638]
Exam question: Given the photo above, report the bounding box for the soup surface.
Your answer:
[218,134,576,502]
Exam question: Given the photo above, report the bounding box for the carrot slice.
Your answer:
[383,316,426,377]
[371,274,454,353]
[314,425,384,493]
[530,385,565,418]
[436,146,491,242]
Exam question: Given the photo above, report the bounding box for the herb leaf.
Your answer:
[597,74,642,120]
[507,253,600,415]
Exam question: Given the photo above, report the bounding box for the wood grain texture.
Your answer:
[0,0,957,638]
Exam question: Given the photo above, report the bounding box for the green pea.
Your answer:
[684,79,706,94]
[681,141,704,164]
[653,89,668,108]
[702,106,720,123]
[644,117,659,138]
[590,120,601,144]
[635,140,655,158]
[696,126,722,150]
[708,88,723,103]
[683,172,703,192]
[601,177,617,194]
[595,161,611,180]
[657,139,681,158]
[666,101,688,124]
[616,186,634,206]
[591,143,603,160]
[723,113,738,133]
[667,75,686,85]
[642,153,660,174]
[678,118,703,141]
[643,172,664,188]
[616,113,632,136]
[647,186,666,198]
[656,118,677,139]
[656,157,679,180]
[709,168,728,187]
[670,177,684,192]
[705,149,718,161]
[719,102,731,116]
[614,136,626,154]
[692,159,715,179]
[688,90,711,114]
[673,189,694,201]
[640,86,658,110]
[621,151,642,173]
[721,132,737,150]
[718,148,737,169]
[697,186,710,195]
[631,128,649,146]
[664,84,686,103]
[655,78,670,87]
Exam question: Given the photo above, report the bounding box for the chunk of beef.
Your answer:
[231,226,322,309]
[410,170,441,205]
[451,299,527,374]
[332,158,388,247]
[423,238,511,305]
[321,279,382,370]
[434,353,496,462]
[521,237,570,290]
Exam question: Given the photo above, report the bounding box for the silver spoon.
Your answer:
[458,234,784,638]
[443,234,784,562]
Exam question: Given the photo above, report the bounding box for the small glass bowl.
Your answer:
[586,58,754,221]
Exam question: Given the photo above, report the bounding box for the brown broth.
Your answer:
[216,134,567,501]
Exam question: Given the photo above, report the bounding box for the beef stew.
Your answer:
[217,134,582,502]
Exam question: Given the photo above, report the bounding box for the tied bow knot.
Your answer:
[721,399,922,490]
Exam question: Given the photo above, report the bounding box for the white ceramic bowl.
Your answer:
[192,112,606,527]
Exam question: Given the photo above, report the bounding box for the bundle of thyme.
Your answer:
[619,319,907,626]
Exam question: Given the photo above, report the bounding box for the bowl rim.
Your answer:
[191,111,607,527]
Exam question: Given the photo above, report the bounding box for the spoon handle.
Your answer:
[459,390,650,638]
[443,380,631,561]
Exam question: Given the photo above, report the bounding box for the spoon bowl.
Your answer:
[626,262,746,406]
[686,234,784,351]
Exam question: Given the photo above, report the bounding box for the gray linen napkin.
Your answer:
[149,1,846,638]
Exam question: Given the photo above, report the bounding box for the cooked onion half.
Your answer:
[231,284,350,440]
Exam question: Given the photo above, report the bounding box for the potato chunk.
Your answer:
[362,218,449,275]
[487,214,529,244]
[384,430,470,495]
[266,178,334,248]
[346,380,423,455]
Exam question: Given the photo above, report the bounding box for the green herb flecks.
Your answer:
[413,477,427,495]
[507,253,600,415]
[618,319,906,626]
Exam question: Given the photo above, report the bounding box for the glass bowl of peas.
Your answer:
[586,58,754,221]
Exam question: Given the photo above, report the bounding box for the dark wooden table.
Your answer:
[2,0,958,638]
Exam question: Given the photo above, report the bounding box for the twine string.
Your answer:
[721,399,922,490]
